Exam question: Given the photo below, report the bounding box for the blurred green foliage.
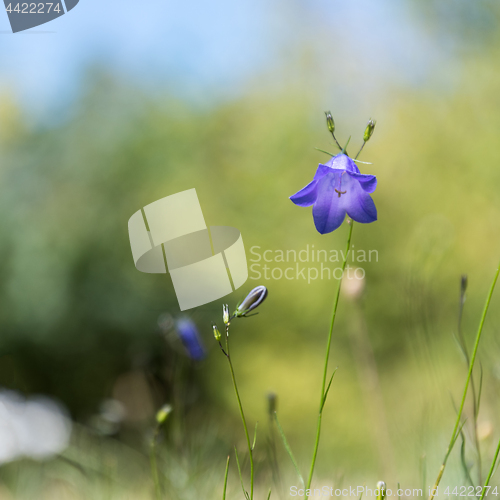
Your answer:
[1,35,500,496]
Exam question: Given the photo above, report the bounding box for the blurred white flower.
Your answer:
[0,390,72,464]
[478,420,493,441]
[342,267,366,300]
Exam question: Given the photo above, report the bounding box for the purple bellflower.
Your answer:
[175,318,206,361]
[290,153,377,234]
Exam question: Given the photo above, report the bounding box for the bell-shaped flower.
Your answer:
[290,153,377,234]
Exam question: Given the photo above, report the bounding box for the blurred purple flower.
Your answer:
[175,318,206,361]
[290,153,377,234]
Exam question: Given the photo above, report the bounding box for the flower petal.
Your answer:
[341,173,377,223]
[314,164,333,180]
[347,172,377,193]
[312,172,347,234]
[290,180,319,207]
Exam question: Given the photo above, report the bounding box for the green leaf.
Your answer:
[315,147,335,157]
[321,368,338,412]
[341,136,351,154]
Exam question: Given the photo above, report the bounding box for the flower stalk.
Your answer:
[355,119,376,159]
[150,434,161,500]
[150,405,172,500]
[224,323,255,500]
[306,221,354,493]
[214,290,267,499]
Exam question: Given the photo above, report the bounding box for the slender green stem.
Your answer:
[355,141,366,160]
[330,131,343,151]
[223,455,230,500]
[226,332,254,500]
[479,438,500,500]
[306,222,354,494]
[429,262,500,500]
[150,428,161,500]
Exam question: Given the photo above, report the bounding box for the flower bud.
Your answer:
[376,481,386,500]
[461,274,468,295]
[325,111,335,133]
[156,404,172,425]
[363,119,376,142]
[267,392,277,417]
[234,286,268,317]
[223,304,230,325]
[213,324,222,342]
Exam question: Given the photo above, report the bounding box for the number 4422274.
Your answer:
[5,3,61,14]
[444,487,499,497]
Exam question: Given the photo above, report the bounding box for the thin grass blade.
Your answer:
[460,431,475,487]
[234,447,250,500]
[477,364,484,414]
[252,422,258,451]
[223,455,230,500]
[274,412,304,487]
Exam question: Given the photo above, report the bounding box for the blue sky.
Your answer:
[0,0,460,120]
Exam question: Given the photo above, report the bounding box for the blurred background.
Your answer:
[1,0,500,498]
